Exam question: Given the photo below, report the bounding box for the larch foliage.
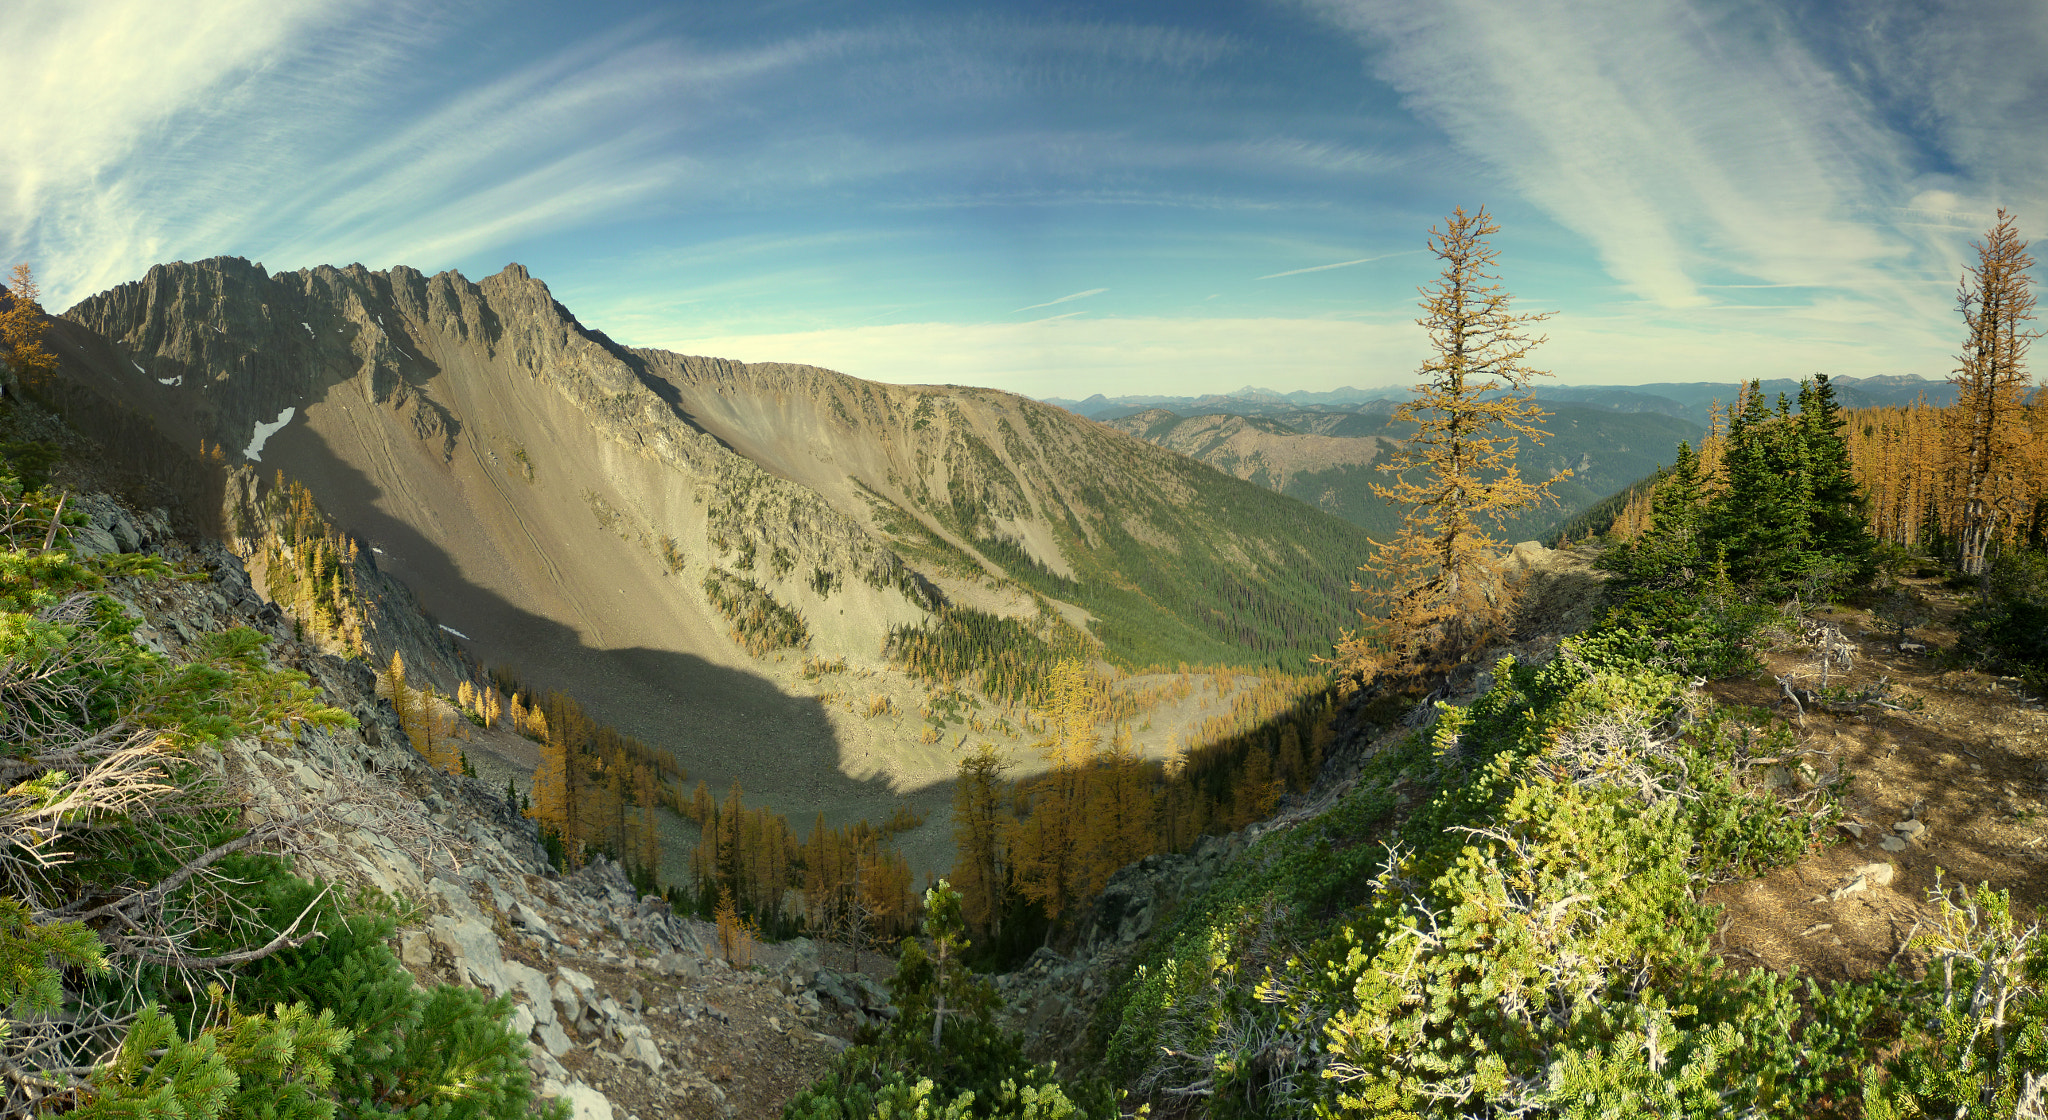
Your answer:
[1944,208,2041,579]
[1,264,57,381]
[1006,659,1102,923]
[383,652,423,756]
[948,742,1012,938]
[1081,736,1156,898]
[1334,207,1566,686]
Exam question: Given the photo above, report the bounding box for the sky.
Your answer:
[3,0,2044,399]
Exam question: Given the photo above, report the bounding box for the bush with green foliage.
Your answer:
[784,883,1111,1119]
[1092,643,1881,1116]
[1863,874,2048,1117]
[1958,546,2048,693]
[0,442,560,1117]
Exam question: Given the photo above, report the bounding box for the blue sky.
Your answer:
[4,0,2043,398]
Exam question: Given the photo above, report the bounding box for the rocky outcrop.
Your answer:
[63,259,917,617]
[85,486,890,1119]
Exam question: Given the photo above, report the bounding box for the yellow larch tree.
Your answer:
[1080,730,1156,898]
[529,722,571,848]
[1006,658,1102,925]
[1,264,58,382]
[635,764,661,875]
[949,742,1012,938]
[1944,209,2040,579]
[1335,207,1566,686]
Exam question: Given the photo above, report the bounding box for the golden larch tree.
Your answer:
[383,652,427,757]
[1081,733,1156,898]
[1,264,58,382]
[949,742,1012,938]
[1006,659,1102,925]
[1336,207,1566,685]
[1944,208,2040,578]
[635,765,661,874]
[529,722,572,848]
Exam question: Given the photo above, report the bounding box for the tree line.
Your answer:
[244,473,370,653]
[1606,211,2043,592]
[945,659,1332,956]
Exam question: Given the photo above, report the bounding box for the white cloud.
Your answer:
[1257,250,1417,280]
[1012,288,1107,313]
[0,0,373,298]
[0,7,897,306]
[1304,0,1933,316]
[644,302,1952,399]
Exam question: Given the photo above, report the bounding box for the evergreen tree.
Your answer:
[1601,441,1710,594]
[1712,382,1818,598]
[1798,374,1874,571]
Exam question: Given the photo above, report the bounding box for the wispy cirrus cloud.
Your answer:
[1013,288,1106,313]
[1257,250,1417,280]
[0,0,390,299]
[1305,0,1924,313]
[1,7,916,306]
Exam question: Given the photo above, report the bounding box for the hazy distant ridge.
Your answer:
[1049,374,1956,426]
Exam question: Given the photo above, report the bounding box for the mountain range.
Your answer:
[41,257,1395,847]
[1099,404,1704,545]
[1048,372,1957,427]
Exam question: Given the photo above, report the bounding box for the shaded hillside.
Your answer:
[1106,403,1702,544]
[51,257,1382,838]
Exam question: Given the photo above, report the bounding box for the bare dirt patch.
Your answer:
[1704,579,2048,983]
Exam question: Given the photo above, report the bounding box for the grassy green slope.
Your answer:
[884,398,1382,673]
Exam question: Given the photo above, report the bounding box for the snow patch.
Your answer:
[371,547,385,555]
[301,322,313,336]
[130,361,146,375]
[243,406,295,462]
[157,376,181,387]
[438,624,471,640]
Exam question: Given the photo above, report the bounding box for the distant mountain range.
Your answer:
[1101,404,1704,546]
[1047,374,1957,428]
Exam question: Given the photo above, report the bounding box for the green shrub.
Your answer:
[1862,875,2048,1119]
[703,569,810,654]
[1096,644,1871,1116]
[785,883,1112,1119]
[1959,546,2048,693]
